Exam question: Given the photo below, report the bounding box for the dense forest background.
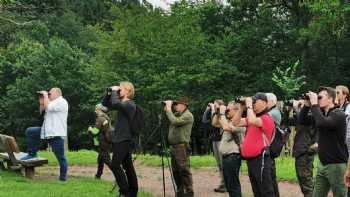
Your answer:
[0,0,349,154]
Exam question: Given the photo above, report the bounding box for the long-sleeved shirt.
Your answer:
[292,106,317,158]
[202,108,222,141]
[166,109,194,145]
[41,96,68,139]
[311,105,348,165]
[102,91,136,143]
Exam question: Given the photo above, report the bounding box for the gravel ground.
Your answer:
[36,162,310,197]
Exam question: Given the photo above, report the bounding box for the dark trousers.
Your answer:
[247,154,275,197]
[111,141,138,197]
[271,159,280,197]
[95,148,111,178]
[295,154,314,197]
[26,127,68,181]
[222,153,242,197]
[170,144,193,197]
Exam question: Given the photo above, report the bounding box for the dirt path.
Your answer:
[36,162,305,197]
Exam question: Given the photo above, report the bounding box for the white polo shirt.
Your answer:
[41,96,69,139]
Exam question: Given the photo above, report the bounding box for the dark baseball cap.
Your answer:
[252,92,268,103]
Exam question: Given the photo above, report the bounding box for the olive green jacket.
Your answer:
[166,109,194,145]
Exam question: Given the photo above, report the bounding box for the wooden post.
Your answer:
[25,167,35,179]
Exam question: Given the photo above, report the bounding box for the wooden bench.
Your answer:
[0,134,48,179]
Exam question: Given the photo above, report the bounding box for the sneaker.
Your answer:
[21,154,38,160]
[95,175,101,179]
[214,186,227,193]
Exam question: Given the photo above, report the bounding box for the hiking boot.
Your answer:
[214,185,226,193]
[176,191,184,197]
[184,192,194,197]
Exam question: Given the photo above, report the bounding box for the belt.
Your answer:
[222,152,240,158]
[170,142,187,146]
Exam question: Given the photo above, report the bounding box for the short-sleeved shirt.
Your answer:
[240,114,275,159]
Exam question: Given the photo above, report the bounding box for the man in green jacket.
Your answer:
[164,96,194,197]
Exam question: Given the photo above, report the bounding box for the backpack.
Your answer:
[268,126,289,158]
[128,105,145,147]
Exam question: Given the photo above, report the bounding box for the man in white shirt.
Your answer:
[22,87,69,181]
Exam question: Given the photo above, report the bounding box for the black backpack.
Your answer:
[268,126,289,158]
[128,105,145,146]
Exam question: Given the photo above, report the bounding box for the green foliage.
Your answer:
[0,36,95,147]
[272,60,306,98]
[1,0,350,153]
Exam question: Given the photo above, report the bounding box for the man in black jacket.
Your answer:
[293,99,317,197]
[102,81,138,197]
[307,87,348,197]
[202,99,226,193]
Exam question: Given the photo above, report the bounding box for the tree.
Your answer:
[272,60,306,99]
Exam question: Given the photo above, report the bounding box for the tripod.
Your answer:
[157,111,177,197]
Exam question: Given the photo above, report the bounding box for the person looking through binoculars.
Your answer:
[163,96,194,197]
[202,99,227,193]
[22,88,69,182]
[232,92,275,197]
[102,81,138,197]
[211,101,246,197]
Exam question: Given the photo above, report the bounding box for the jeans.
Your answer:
[25,127,68,181]
[222,153,242,197]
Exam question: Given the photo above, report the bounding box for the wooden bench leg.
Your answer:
[0,161,5,171]
[25,167,35,179]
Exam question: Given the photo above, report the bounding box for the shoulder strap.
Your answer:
[261,127,272,147]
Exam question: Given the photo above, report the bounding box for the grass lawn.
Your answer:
[0,171,154,197]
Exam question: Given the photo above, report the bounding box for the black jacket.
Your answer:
[292,106,317,158]
[102,90,136,144]
[311,105,348,165]
[201,108,222,142]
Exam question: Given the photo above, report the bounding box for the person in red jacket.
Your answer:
[233,92,275,197]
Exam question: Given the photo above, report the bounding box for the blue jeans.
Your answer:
[222,153,242,197]
[26,127,68,180]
